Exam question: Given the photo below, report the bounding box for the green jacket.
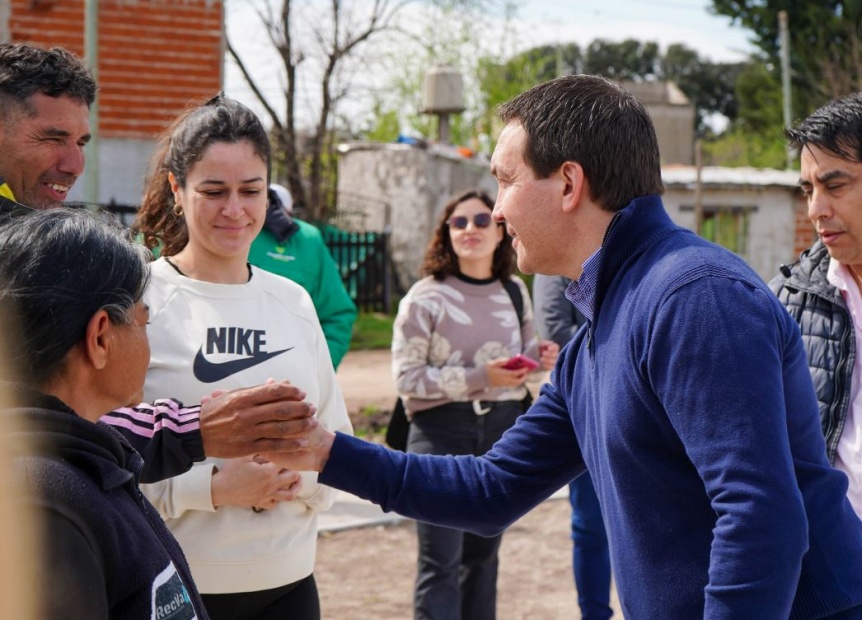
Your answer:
[248,221,356,369]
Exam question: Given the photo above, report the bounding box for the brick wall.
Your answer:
[9,0,223,138]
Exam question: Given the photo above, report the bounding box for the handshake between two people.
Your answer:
[198,379,335,474]
[197,339,557,475]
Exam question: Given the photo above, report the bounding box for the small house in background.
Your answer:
[663,165,813,281]
[338,144,814,289]
[2,0,224,207]
[622,80,696,165]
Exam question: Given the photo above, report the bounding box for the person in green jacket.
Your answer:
[248,184,357,369]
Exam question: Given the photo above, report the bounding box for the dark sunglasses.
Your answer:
[447,213,493,230]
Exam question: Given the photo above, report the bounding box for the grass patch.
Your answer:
[350,312,394,351]
[348,403,392,444]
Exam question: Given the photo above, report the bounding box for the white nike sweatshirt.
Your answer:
[140,258,353,594]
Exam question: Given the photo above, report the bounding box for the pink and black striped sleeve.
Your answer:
[101,399,205,483]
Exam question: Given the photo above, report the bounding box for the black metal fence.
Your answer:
[103,201,139,227]
[321,227,392,314]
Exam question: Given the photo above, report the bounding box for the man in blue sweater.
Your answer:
[272,75,862,618]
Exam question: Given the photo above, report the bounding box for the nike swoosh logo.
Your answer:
[193,347,294,383]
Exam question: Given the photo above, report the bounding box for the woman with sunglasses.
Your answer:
[392,189,558,620]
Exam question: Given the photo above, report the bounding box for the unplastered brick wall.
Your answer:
[9,0,224,138]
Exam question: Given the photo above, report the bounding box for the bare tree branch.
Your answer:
[226,0,409,219]
[225,39,283,135]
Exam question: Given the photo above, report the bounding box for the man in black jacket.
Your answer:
[770,92,862,520]
[0,42,315,482]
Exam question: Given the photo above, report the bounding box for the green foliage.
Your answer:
[478,39,745,136]
[350,312,395,351]
[710,0,862,117]
[701,53,792,169]
[360,405,382,417]
[362,104,402,144]
[734,58,784,133]
[702,126,790,169]
[360,8,791,168]
[584,39,661,80]
[663,44,746,131]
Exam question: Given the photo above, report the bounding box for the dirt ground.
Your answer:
[316,497,616,619]
[323,351,623,619]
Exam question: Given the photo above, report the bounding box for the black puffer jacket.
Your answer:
[6,385,208,620]
[769,241,854,464]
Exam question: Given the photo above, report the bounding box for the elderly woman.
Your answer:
[0,209,207,619]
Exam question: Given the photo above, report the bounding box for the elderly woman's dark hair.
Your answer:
[0,209,150,386]
[420,190,515,281]
[136,93,272,256]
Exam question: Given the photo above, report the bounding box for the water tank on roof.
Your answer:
[422,65,465,114]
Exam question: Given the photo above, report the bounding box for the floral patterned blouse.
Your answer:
[392,274,539,416]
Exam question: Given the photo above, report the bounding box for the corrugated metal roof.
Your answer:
[662,165,799,188]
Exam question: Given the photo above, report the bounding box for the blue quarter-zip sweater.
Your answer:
[321,195,862,619]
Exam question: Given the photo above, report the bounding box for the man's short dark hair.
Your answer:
[498,74,664,211]
[786,92,862,162]
[0,43,96,119]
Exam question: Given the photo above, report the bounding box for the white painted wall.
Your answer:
[68,137,157,207]
[664,185,799,282]
[337,143,496,290]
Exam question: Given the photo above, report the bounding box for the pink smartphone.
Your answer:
[501,354,539,371]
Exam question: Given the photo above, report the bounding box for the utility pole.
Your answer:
[694,139,703,235]
[84,0,100,206]
[779,10,793,169]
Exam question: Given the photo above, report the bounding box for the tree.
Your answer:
[226,0,405,220]
[473,43,581,148]
[584,39,661,81]
[701,54,788,169]
[663,43,745,130]
[710,0,862,118]
[358,0,519,150]
[474,39,743,135]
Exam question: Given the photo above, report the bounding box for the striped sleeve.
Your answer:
[101,399,205,483]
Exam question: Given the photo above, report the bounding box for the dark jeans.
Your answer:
[201,574,320,620]
[570,471,613,620]
[407,400,523,620]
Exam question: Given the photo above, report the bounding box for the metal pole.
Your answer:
[438,114,451,144]
[84,0,100,206]
[779,10,793,169]
[694,139,703,236]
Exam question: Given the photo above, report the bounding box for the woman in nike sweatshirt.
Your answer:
[135,94,353,620]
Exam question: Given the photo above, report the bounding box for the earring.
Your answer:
[173,203,183,217]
